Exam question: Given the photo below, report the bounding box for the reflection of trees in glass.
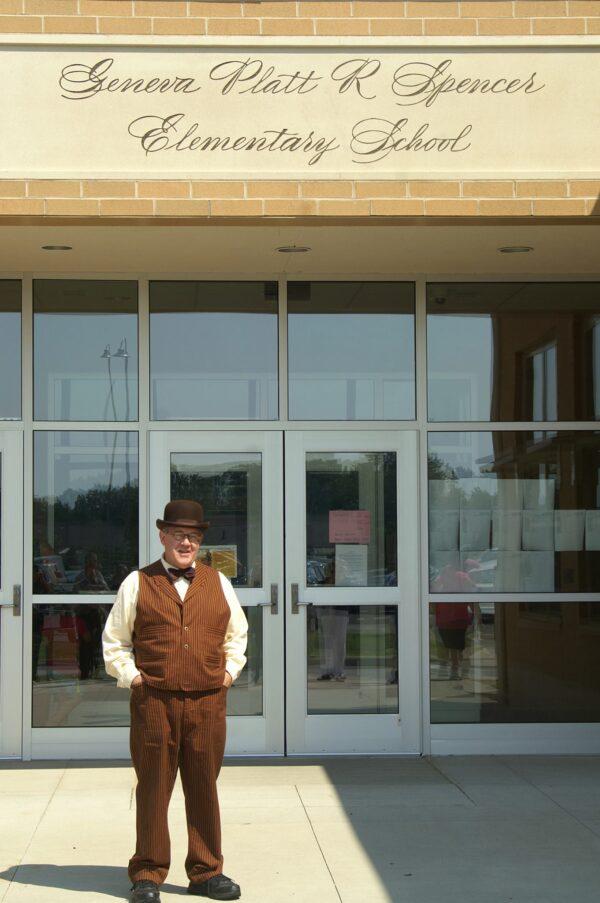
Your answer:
[427,452,457,482]
[172,467,250,512]
[33,482,138,590]
[427,452,496,508]
[171,465,260,586]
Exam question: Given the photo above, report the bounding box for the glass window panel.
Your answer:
[0,282,21,420]
[307,605,398,714]
[428,431,600,593]
[33,432,139,594]
[32,603,127,727]
[226,606,262,716]
[430,601,600,723]
[150,281,278,421]
[32,603,262,727]
[171,452,262,588]
[427,282,600,422]
[288,282,415,420]
[33,280,138,422]
[306,452,397,588]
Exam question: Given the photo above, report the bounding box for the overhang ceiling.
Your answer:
[0,223,597,276]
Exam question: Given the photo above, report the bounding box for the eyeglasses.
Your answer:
[166,530,203,545]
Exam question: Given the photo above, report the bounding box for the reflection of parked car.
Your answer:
[465,552,497,591]
[33,555,71,592]
[307,559,327,585]
[367,568,397,587]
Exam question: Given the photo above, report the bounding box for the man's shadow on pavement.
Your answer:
[0,865,185,898]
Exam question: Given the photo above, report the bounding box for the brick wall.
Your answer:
[1,1,598,221]
[1,179,598,218]
[1,1,598,37]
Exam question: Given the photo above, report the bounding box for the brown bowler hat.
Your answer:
[156,499,210,532]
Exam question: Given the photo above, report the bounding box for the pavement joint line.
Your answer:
[0,868,18,903]
[294,784,343,903]
[425,757,478,807]
[500,756,600,840]
[0,765,69,902]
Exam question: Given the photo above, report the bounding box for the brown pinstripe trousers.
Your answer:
[128,681,227,886]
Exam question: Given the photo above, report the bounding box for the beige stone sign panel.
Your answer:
[2,44,599,179]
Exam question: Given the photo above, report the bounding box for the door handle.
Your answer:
[291,583,311,614]
[257,583,278,615]
[0,585,21,617]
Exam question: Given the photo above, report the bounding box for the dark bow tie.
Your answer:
[167,566,195,583]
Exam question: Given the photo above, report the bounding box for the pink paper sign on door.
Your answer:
[329,510,371,544]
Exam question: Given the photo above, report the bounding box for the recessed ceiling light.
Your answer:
[498,246,533,254]
[276,245,311,253]
[41,245,72,251]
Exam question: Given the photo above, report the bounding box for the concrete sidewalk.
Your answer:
[1,756,600,903]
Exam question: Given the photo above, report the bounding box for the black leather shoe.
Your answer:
[188,873,241,899]
[130,880,161,903]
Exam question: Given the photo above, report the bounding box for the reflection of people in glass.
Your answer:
[35,539,67,591]
[317,562,349,682]
[40,607,89,678]
[317,608,350,681]
[111,562,131,591]
[432,564,478,680]
[75,551,109,592]
[74,605,99,679]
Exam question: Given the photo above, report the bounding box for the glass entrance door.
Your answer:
[150,429,421,756]
[149,431,284,755]
[285,431,420,754]
[0,430,23,758]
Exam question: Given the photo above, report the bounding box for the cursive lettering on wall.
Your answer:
[391,59,544,108]
[350,118,473,163]
[59,57,201,100]
[54,52,552,172]
[127,113,340,166]
[208,57,321,95]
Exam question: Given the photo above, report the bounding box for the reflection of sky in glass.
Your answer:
[151,313,278,420]
[0,312,20,419]
[34,432,137,498]
[34,314,138,421]
[427,315,493,422]
[428,431,495,480]
[289,314,414,420]
[33,432,139,595]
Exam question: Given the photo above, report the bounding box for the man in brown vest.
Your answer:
[102,500,248,903]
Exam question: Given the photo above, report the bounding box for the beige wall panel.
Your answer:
[1,43,599,179]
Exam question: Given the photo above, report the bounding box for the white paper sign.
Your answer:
[429,510,460,551]
[459,510,491,551]
[459,478,494,509]
[496,479,522,512]
[522,509,555,551]
[519,552,555,592]
[522,478,555,511]
[554,510,585,552]
[495,551,522,592]
[492,509,522,551]
[585,510,600,551]
[429,480,460,511]
[335,544,368,586]
[429,551,460,583]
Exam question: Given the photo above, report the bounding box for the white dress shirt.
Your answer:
[102,558,248,689]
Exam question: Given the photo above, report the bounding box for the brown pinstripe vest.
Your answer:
[133,560,231,691]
